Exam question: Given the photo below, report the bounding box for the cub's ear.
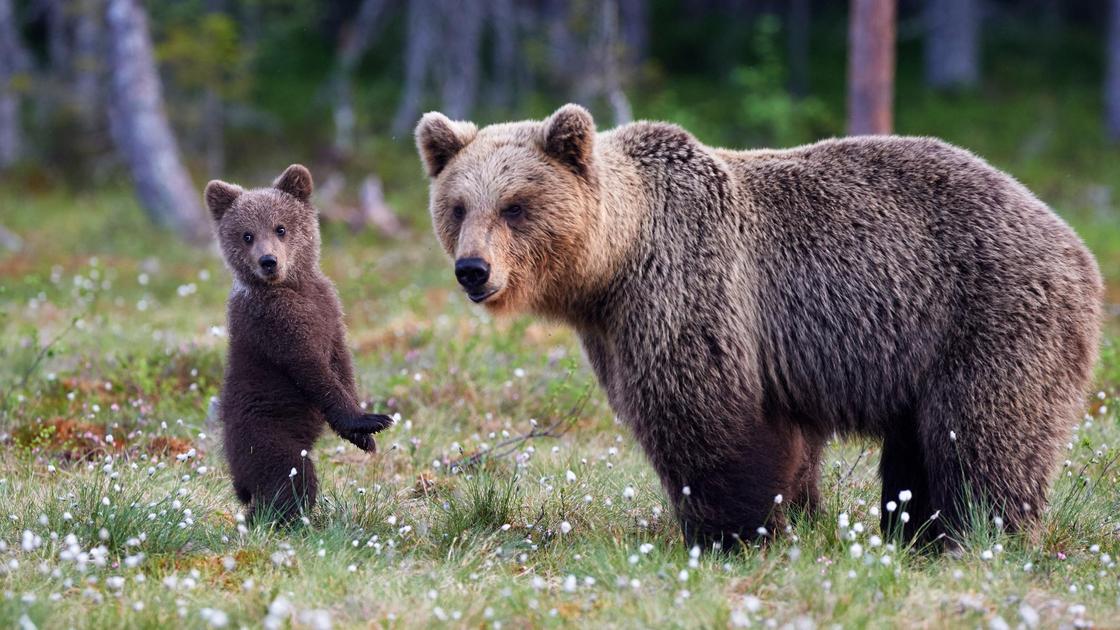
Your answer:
[273,164,313,202]
[415,112,477,178]
[204,180,243,222]
[541,103,596,180]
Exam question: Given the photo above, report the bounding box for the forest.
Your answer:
[1,1,1119,628]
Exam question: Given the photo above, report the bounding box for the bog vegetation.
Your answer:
[1,1,1119,628]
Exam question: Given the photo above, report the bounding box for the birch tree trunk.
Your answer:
[332,0,392,156]
[0,0,27,169]
[1107,0,1120,140]
[105,0,208,242]
[847,0,896,135]
[436,0,483,120]
[391,0,436,135]
[924,0,980,90]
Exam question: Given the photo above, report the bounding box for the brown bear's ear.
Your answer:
[415,112,477,178]
[204,180,243,222]
[273,164,314,202]
[541,103,596,180]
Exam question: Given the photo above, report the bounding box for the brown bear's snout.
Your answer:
[455,257,492,300]
[259,254,278,274]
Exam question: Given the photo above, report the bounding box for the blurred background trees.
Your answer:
[0,0,1117,238]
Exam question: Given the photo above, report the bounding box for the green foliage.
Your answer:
[156,12,252,102]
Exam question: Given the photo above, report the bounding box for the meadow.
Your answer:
[3,77,1120,628]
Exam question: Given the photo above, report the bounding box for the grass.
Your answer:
[2,107,1120,628]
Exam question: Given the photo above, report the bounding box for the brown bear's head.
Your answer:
[205,165,320,288]
[416,104,601,316]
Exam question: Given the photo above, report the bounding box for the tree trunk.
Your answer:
[1108,0,1120,140]
[105,0,209,242]
[488,0,518,111]
[391,0,436,135]
[332,0,392,155]
[924,0,980,90]
[436,0,483,120]
[0,0,27,169]
[847,0,896,135]
[600,0,632,126]
[73,0,104,129]
[788,0,810,98]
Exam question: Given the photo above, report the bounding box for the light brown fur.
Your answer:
[417,105,1104,548]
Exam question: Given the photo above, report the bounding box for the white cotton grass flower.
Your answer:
[623,486,636,500]
[681,486,691,496]
[898,490,912,502]
[850,543,864,559]
[289,468,298,478]
[565,470,577,483]
[773,494,783,504]
[885,501,897,513]
[559,521,572,535]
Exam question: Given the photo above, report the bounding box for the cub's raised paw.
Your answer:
[341,430,377,453]
[357,413,394,434]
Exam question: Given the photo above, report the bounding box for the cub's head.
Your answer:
[205,164,320,287]
[416,104,601,315]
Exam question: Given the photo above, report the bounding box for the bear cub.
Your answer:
[206,164,393,523]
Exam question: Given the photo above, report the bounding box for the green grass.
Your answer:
[2,100,1120,627]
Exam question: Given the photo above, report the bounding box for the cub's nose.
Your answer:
[455,257,490,290]
[259,255,278,272]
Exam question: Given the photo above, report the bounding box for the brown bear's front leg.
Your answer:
[652,419,807,551]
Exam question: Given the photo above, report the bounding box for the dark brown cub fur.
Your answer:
[206,164,393,524]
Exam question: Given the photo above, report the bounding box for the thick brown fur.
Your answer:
[206,165,392,524]
[417,105,1104,549]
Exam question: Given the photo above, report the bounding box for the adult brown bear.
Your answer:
[416,104,1103,548]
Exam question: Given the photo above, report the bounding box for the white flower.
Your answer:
[773,494,783,504]
[559,521,572,534]
[678,569,689,582]
[300,450,308,458]
[565,470,577,483]
[623,486,636,500]
[949,430,957,441]
[289,468,298,478]
[885,501,897,513]
[850,543,864,559]
[900,512,910,523]
[898,490,912,502]
[639,543,654,554]
[681,486,691,496]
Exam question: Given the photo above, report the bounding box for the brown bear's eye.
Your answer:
[501,204,524,221]
[242,232,253,244]
[276,226,286,237]
[452,205,466,221]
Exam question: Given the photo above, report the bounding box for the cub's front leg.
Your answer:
[254,295,391,451]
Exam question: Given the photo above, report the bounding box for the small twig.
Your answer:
[839,446,869,486]
[449,386,592,471]
[1,317,80,420]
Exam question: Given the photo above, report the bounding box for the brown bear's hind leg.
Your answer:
[916,335,1078,544]
[248,458,320,525]
[879,419,937,546]
[786,430,825,519]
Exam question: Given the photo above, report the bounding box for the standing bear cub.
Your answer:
[206,165,393,524]
[416,105,1103,548]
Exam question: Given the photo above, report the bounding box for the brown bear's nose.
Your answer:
[455,257,490,290]
[259,255,278,273]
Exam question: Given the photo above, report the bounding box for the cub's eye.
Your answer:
[276,226,286,237]
[501,204,524,220]
[452,205,466,221]
[242,232,253,244]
